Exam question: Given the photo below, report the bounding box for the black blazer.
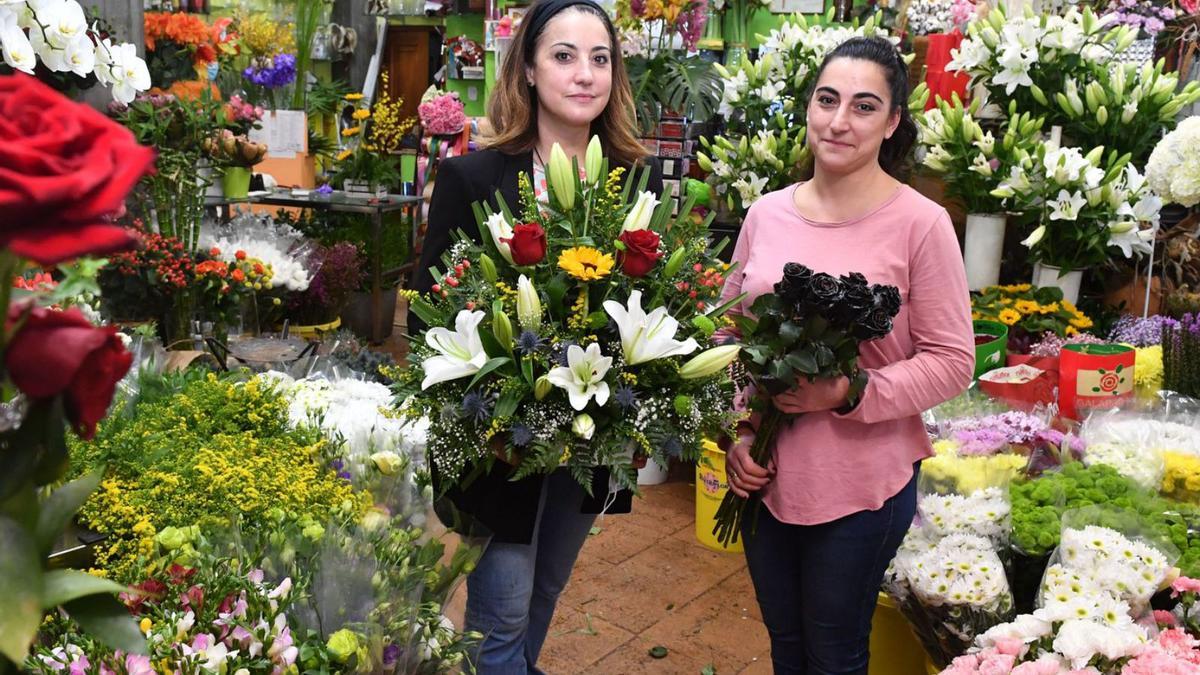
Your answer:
[411,148,664,545]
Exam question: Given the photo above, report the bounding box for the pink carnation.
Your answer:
[1157,610,1181,627]
[1012,658,1062,675]
[419,94,466,135]
[1172,577,1200,598]
[993,637,1026,656]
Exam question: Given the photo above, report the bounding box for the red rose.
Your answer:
[0,74,155,265]
[502,222,548,265]
[618,229,663,277]
[5,304,133,440]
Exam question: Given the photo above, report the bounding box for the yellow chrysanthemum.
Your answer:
[1135,345,1163,389]
[336,149,353,162]
[345,93,364,101]
[998,308,1020,326]
[352,108,371,120]
[558,247,614,281]
[341,126,361,137]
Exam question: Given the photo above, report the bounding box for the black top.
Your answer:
[411,147,665,544]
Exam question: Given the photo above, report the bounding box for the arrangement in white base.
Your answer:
[963,213,1007,291]
[1032,262,1084,304]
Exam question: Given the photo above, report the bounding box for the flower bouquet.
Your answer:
[242,52,297,109]
[709,262,902,546]
[889,531,1015,667]
[396,137,743,498]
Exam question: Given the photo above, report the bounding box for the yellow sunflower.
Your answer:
[1013,299,1039,315]
[1069,314,1094,329]
[998,308,1021,326]
[352,108,371,120]
[345,93,364,101]
[558,247,614,281]
[1037,302,1060,314]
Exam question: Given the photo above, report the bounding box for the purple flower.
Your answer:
[383,644,401,668]
[1108,314,1179,347]
[243,53,297,89]
[315,183,333,195]
[946,411,1050,453]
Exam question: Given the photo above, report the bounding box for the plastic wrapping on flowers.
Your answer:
[54,367,485,673]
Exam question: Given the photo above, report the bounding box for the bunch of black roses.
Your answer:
[712,263,902,546]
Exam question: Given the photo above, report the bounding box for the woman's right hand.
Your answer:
[726,431,774,498]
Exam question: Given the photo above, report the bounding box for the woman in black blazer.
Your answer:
[408,0,662,671]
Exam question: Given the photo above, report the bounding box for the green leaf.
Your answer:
[467,357,512,390]
[546,274,570,321]
[521,356,534,385]
[64,594,147,655]
[805,315,830,339]
[785,351,819,375]
[43,569,128,608]
[586,311,608,329]
[495,388,524,418]
[778,321,803,346]
[0,516,43,665]
[36,470,103,555]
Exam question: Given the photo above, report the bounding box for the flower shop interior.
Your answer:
[6,0,1200,669]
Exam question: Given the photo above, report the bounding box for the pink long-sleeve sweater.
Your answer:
[718,183,975,525]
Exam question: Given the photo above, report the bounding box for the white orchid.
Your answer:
[547,342,612,411]
[421,310,489,389]
[485,212,515,264]
[603,290,698,366]
[102,41,150,105]
[0,11,35,73]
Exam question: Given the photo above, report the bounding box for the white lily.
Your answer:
[1049,189,1087,221]
[603,290,699,366]
[485,212,515,264]
[516,274,541,330]
[1021,224,1046,248]
[547,342,612,411]
[622,191,658,232]
[421,310,489,389]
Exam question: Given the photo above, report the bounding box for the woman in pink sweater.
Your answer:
[718,37,974,674]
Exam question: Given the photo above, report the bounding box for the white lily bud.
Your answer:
[678,345,740,380]
[571,413,595,440]
[516,274,542,330]
[585,135,603,185]
[622,191,659,232]
[1021,225,1046,248]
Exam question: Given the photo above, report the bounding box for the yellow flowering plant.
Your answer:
[398,137,743,495]
[972,283,1095,351]
[332,74,416,191]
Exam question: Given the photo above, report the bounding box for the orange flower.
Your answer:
[231,269,245,283]
[165,80,221,102]
[195,260,228,277]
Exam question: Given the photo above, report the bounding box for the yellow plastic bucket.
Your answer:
[287,317,342,340]
[869,592,932,675]
[695,440,744,553]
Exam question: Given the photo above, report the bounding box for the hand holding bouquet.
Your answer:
[711,263,902,546]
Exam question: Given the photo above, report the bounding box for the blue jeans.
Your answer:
[465,470,598,674]
[741,467,918,675]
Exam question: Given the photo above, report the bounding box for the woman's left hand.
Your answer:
[772,376,850,414]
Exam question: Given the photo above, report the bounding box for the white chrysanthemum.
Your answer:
[1146,116,1200,207]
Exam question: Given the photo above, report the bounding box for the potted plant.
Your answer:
[917,96,1043,290]
[991,144,1160,303]
[285,241,365,338]
[333,73,414,198]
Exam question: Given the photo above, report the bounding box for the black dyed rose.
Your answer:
[774,263,814,303]
[840,271,868,289]
[874,285,902,315]
[854,306,895,341]
[805,272,845,308]
[836,282,875,326]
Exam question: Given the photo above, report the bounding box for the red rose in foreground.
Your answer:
[503,222,548,265]
[618,229,662,277]
[6,304,133,439]
[0,74,155,265]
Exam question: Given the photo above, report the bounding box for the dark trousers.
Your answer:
[741,468,918,675]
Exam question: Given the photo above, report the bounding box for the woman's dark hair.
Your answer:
[811,36,918,177]
[486,0,646,167]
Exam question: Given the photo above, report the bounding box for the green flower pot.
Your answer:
[973,319,1008,379]
[221,166,252,199]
